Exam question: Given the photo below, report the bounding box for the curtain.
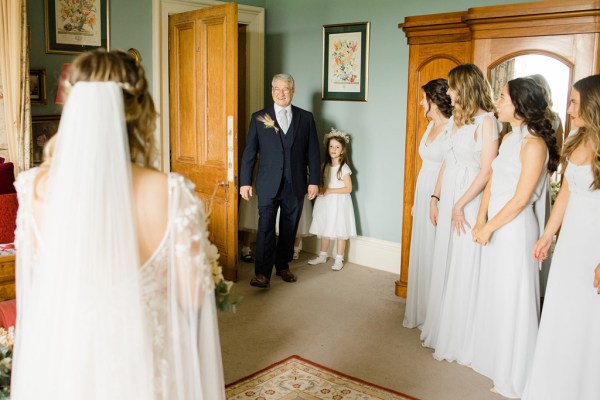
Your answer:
[0,0,30,173]
[0,68,7,161]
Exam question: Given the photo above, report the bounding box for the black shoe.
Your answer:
[241,254,254,263]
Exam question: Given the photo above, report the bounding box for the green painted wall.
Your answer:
[27,0,155,116]
[263,0,526,242]
[28,0,528,243]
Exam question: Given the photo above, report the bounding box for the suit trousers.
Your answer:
[255,179,304,279]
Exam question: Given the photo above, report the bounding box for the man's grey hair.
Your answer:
[272,73,295,88]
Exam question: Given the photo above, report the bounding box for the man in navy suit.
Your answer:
[240,73,321,288]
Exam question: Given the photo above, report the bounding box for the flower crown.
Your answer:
[323,128,350,145]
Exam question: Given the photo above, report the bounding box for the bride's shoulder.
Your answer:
[132,166,168,198]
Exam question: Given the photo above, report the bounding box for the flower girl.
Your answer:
[308,129,357,270]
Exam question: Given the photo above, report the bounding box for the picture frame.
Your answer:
[29,69,47,106]
[322,22,370,101]
[44,0,110,54]
[31,115,61,166]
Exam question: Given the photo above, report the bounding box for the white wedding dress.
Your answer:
[522,160,600,400]
[10,82,225,400]
[403,121,446,329]
[470,126,547,398]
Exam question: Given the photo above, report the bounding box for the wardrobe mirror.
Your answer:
[490,54,571,133]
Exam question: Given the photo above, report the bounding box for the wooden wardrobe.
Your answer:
[396,0,600,297]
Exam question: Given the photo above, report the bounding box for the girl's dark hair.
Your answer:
[321,137,349,184]
[422,78,453,118]
[507,77,559,172]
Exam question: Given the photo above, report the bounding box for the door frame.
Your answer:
[152,0,265,171]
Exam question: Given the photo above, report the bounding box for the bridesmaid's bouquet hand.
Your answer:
[451,205,470,236]
[594,263,600,295]
[532,234,552,261]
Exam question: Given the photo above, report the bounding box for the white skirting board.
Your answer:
[300,235,401,275]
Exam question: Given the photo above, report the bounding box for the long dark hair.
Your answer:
[321,136,349,184]
[507,77,559,172]
[422,78,453,119]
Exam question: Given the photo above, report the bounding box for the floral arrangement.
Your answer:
[0,327,13,399]
[59,0,97,33]
[206,240,238,312]
[323,127,350,145]
[257,114,279,134]
[550,180,561,204]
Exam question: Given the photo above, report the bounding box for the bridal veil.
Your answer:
[11,82,225,399]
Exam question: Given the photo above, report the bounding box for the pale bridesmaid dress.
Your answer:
[522,160,600,400]
[420,112,499,360]
[403,121,446,329]
[470,126,548,399]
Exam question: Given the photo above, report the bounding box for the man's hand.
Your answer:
[240,185,253,201]
[307,185,319,200]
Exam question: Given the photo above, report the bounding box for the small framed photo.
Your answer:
[44,0,110,54]
[31,115,61,166]
[30,69,47,106]
[322,22,370,101]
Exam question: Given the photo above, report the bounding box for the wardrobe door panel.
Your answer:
[397,43,468,297]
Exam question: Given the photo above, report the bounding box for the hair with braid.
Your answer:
[44,49,158,168]
[448,64,496,126]
[422,78,453,119]
[563,74,600,189]
[507,77,559,172]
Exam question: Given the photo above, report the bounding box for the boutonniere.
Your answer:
[257,114,279,134]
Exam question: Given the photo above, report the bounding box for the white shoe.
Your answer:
[332,257,344,271]
[308,253,327,265]
[293,247,300,260]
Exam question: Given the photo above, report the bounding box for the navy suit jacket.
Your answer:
[240,104,321,200]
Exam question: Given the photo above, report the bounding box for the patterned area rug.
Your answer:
[226,355,418,400]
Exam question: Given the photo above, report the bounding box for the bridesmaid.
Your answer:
[522,74,600,400]
[470,77,559,398]
[403,79,452,329]
[420,64,499,357]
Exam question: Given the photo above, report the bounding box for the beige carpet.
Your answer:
[226,355,418,399]
[219,251,504,400]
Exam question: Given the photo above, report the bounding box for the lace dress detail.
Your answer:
[140,173,216,399]
[13,170,223,400]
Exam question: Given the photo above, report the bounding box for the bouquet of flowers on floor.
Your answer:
[207,240,239,312]
[0,326,14,399]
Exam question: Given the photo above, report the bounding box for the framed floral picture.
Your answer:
[44,0,109,54]
[31,115,61,166]
[322,22,370,101]
[29,69,47,105]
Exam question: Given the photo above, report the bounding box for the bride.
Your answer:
[10,49,225,399]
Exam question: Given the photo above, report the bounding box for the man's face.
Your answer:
[272,79,295,108]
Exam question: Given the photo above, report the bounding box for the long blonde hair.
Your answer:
[448,64,496,127]
[44,49,158,168]
[562,74,600,189]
